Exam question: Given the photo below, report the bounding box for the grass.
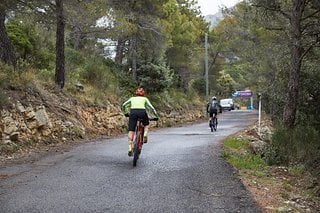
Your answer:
[222,138,267,171]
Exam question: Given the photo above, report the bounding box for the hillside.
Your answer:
[0,81,206,164]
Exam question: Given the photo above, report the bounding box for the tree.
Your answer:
[164,0,207,90]
[0,1,16,67]
[66,0,107,50]
[249,0,320,128]
[55,0,65,89]
[108,0,165,80]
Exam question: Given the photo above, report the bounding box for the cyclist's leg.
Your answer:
[214,111,218,125]
[127,131,134,155]
[140,110,150,143]
[209,112,213,127]
[143,125,149,143]
[128,112,138,156]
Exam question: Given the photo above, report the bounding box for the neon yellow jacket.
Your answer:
[122,96,159,118]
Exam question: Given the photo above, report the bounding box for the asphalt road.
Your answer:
[0,110,261,213]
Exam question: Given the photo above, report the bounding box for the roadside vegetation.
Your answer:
[222,127,320,212]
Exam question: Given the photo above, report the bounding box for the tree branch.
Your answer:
[252,3,290,20]
[301,8,320,21]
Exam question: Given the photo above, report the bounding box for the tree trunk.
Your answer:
[115,38,125,65]
[55,0,65,89]
[131,35,137,81]
[0,8,16,67]
[283,0,304,129]
[70,24,82,50]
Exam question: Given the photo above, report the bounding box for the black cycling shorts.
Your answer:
[209,109,217,118]
[128,109,149,131]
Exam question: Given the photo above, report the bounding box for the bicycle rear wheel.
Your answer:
[213,117,217,131]
[210,117,217,132]
[133,131,140,167]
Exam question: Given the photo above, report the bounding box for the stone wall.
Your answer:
[0,100,205,153]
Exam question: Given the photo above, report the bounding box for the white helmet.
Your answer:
[212,96,217,100]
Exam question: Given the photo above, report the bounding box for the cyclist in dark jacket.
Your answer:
[206,96,220,126]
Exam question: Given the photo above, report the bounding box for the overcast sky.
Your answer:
[196,0,241,16]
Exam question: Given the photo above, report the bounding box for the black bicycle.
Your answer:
[209,115,218,132]
[132,118,157,167]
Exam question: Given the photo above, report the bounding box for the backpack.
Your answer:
[210,100,218,111]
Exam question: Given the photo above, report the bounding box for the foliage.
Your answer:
[164,0,208,90]
[191,77,206,94]
[6,17,56,70]
[80,56,116,90]
[216,70,236,97]
[137,62,173,93]
[6,20,35,59]
[297,56,320,131]
[264,125,320,175]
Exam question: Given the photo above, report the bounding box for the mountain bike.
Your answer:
[209,115,217,132]
[132,118,157,167]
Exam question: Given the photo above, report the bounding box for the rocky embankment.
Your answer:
[0,86,205,160]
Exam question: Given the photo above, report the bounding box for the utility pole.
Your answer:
[258,93,262,135]
[205,33,209,102]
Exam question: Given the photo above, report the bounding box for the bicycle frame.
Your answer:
[130,117,157,167]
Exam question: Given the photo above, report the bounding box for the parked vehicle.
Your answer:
[219,98,234,111]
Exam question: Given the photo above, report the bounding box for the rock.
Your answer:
[41,128,52,137]
[249,140,266,155]
[9,132,20,141]
[277,206,292,212]
[25,107,36,120]
[35,106,52,128]
[3,116,18,134]
[27,120,38,130]
[259,126,272,142]
[16,101,26,113]
[75,83,84,92]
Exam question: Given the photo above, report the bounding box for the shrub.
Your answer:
[80,56,115,90]
[264,125,320,175]
[137,62,173,93]
[191,77,206,94]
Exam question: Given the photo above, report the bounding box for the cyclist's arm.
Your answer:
[145,98,159,118]
[122,98,132,114]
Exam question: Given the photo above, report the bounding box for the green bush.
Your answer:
[264,125,320,175]
[6,19,56,70]
[137,62,173,93]
[7,20,35,59]
[33,48,55,70]
[65,48,86,68]
[191,77,206,94]
[81,56,114,90]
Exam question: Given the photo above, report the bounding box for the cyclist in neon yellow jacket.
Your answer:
[122,87,159,156]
